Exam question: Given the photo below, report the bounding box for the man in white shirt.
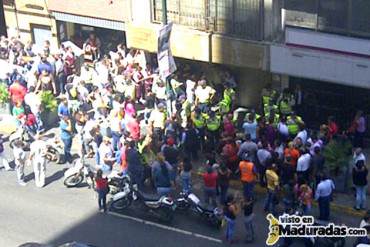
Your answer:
[24,86,43,131]
[295,123,308,145]
[296,150,311,181]
[29,135,47,187]
[195,80,215,112]
[315,174,335,221]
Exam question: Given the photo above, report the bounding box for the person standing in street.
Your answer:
[13,140,26,186]
[28,134,47,188]
[239,155,257,200]
[0,134,12,171]
[352,160,368,210]
[242,197,255,243]
[60,114,73,164]
[224,194,239,244]
[264,163,280,216]
[315,173,335,221]
[95,169,108,212]
[218,163,231,205]
[202,166,218,208]
[152,153,173,196]
[179,157,192,194]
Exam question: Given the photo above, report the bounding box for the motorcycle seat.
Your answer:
[140,192,162,202]
[197,203,215,213]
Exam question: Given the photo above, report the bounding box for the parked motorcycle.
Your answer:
[44,137,64,164]
[107,171,130,195]
[63,158,94,188]
[175,192,223,229]
[109,176,176,222]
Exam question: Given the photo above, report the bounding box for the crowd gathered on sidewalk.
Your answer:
[0,33,369,245]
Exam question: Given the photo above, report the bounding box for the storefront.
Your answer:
[271,27,370,129]
[48,0,128,53]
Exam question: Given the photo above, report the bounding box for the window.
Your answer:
[284,0,317,29]
[351,0,370,37]
[30,24,52,47]
[318,0,348,33]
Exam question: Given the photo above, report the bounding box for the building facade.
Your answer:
[3,0,58,48]
[2,0,370,120]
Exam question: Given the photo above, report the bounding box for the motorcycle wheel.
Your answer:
[159,207,174,222]
[175,200,190,211]
[64,174,84,188]
[209,214,222,229]
[50,148,61,164]
[9,139,17,148]
[110,197,132,211]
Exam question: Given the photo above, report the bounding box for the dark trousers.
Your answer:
[62,137,72,163]
[196,127,205,151]
[219,184,229,204]
[243,182,255,199]
[185,146,198,161]
[318,195,331,221]
[206,129,219,152]
[97,189,107,211]
[354,131,365,148]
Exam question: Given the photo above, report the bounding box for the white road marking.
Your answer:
[108,211,223,244]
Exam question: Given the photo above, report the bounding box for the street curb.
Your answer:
[195,171,364,217]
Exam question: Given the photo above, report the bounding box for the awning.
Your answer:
[53,12,125,31]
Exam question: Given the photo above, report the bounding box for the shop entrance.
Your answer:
[290,77,370,131]
[57,21,126,54]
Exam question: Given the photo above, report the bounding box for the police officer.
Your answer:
[191,108,206,151]
[179,95,191,128]
[287,112,303,138]
[205,111,221,152]
[261,84,277,112]
[264,98,278,117]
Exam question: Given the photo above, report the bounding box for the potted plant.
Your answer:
[0,83,10,114]
[40,90,58,128]
[323,134,353,192]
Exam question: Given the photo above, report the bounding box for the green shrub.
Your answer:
[323,135,352,174]
[40,90,57,112]
[0,83,9,105]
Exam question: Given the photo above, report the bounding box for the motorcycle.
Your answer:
[44,137,64,164]
[109,176,176,222]
[107,170,130,195]
[63,158,94,188]
[175,192,223,229]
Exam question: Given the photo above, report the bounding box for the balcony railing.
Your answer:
[152,0,263,41]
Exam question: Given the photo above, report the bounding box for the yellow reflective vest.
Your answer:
[206,115,221,131]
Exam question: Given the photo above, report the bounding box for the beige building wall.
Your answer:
[3,0,58,49]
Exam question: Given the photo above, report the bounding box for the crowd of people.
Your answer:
[0,32,369,245]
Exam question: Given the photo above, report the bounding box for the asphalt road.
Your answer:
[0,139,363,247]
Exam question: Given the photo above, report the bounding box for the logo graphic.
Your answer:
[266,214,281,245]
[266,213,367,246]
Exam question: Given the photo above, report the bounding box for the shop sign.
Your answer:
[157,22,176,79]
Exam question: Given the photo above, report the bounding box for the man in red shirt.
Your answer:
[9,79,27,105]
[203,166,218,208]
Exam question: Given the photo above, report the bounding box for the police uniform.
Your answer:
[287,115,302,137]
[192,112,206,150]
[205,113,221,151]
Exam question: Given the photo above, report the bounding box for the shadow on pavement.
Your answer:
[46,170,65,186]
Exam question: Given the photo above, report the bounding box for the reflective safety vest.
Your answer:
[193,115,205,128]
[279,100,292,115]
[206,116,221,131]
[287,116,302,135]
[264,103,278,115]
[223,88,235,105]
[219,100,230,115]
[266,113,280,127]
[182,100,191,118]
[240,161,256,183]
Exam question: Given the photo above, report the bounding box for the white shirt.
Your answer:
[83,119,96,139]
[98,143,112,166]
[24,92,41,115]
[186,79,196,103]
[278,122,289,136]
[13,146,26,165]
[153,84,167,100]
[30,140,47,163]
[195,86,215,103]
[315,179,335,199]
[296,129,308,145]
[297,153,311,172]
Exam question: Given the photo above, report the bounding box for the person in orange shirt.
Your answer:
[284,142,300,167]
[239,155,258,199]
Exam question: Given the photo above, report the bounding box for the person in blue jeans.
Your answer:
[152,154,173,196]
[352,160,368,210]
[60,115,73,163]
[179,157,192,194]
[224,194,239,244]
